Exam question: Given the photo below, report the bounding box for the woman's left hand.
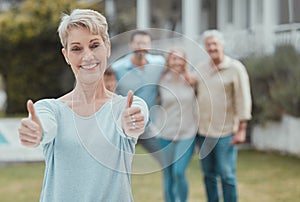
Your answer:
[121,91,145,138]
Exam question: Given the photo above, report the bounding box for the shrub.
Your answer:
[242,45,300,124]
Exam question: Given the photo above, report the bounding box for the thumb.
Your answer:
[126,90,134,108]
[27,100,39,122]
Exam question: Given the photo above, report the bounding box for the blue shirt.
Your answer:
[35,96,148,202]
[111,53,165,109]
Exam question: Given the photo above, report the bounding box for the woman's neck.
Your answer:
[72,82,109,104]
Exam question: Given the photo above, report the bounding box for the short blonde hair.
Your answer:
[58,9,109,48]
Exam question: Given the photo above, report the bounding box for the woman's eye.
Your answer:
[91,43,100,49]
[71,47,81,51]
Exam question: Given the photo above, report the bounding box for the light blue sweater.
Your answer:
[35,96,148,202]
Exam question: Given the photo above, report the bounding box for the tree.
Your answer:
[0,0,104,114]
[243,45,300,124]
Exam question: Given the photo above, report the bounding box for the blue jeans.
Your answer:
[138,122,164,165]
[159,137,195,202]
[197,135,238,202]
[138,136,163,165]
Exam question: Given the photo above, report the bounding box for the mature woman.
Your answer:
[18,9,148,202]
[156,48,198,202]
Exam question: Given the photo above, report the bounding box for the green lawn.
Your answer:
[0,149,300,202]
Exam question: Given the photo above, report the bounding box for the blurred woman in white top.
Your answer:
[156,48,198,202]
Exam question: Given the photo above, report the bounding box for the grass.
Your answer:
[0,149,300,202]
[0,162,44,202]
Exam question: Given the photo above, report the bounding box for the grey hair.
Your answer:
[202,29,225,46]
[57,9,109,48]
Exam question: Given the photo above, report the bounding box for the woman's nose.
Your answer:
[82,50,93,61]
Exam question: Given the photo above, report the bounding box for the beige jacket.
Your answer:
[196,56,252,138]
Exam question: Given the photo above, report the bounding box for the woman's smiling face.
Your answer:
[62,27,110,84]
[167,50,186,74]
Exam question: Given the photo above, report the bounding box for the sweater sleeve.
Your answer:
[34,99,58,145]
[132,95,149,123]
[233,62,252,121]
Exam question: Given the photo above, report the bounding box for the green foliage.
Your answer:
[4,35,72,113]
[0,0,71,42]
[0,0,104,114]
[243,45,300,123]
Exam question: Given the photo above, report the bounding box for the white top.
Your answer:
[155,72,198,141]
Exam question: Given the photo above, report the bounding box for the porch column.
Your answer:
[137,0,150,29]
[182,0,200,39]
[262,0,276,53]
[216,0,226,30]
[105,0,115,19]
[105,0,116,35]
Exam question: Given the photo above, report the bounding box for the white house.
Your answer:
[2,0,299,57]
[105,0,300,156]
[106,0,300,58]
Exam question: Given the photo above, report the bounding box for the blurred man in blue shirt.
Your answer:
[111,30,165,164]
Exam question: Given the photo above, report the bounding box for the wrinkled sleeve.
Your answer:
[132,96,149,123]
[234,63,252,121]
[34,100,58,145]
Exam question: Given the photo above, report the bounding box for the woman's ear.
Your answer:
[61,48,70,65]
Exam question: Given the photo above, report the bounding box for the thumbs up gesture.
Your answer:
[121,91,145,138]
[18,100,43,147]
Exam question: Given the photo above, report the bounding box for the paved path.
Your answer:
[0,118,44,164]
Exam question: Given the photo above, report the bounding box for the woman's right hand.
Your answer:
[18,100,43,147]
[121,91,145,138]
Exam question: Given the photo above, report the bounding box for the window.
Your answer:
[227,0,234,23]
[293,0,300,22]
[246,0,251,28]
[256,0,263,24]
[279,0,300,24]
